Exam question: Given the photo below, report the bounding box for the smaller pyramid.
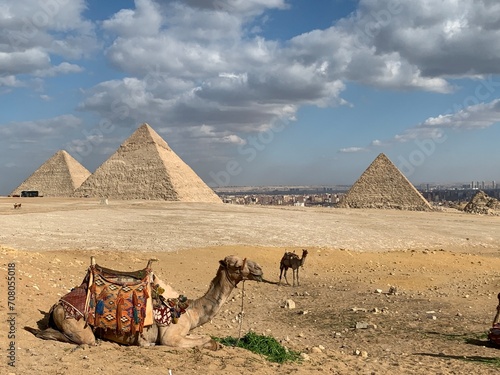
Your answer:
[10,150,91,197]
[339,153,432,211]
[463,190,500,215]
[73,123,221,202]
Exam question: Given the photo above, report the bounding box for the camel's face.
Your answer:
[220,255,263,284]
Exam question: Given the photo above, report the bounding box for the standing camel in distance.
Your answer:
[279,249,308,286]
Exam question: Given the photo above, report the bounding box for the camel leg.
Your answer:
[279,266,290,285]
[282,268,290,285]
[158,319,221,350]
[36,304,96,345]
[137,325,158,346]
[493,308,500,327]
[493,293,500,326]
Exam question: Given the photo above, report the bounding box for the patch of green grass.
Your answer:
[214,331,302,364]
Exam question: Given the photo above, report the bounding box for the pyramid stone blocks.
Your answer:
[73,123,221,202]
[10,150,91,197]
[463,190,500,215]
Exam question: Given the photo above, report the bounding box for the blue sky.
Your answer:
[2,0,500,195]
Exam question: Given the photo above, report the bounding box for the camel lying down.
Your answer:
[27,255,263,350]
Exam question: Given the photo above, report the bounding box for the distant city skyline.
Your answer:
[2,1,500,195]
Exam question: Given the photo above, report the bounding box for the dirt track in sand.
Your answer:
[1,197,500,375]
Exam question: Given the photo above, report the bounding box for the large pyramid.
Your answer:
[339,153,432,211]
[73,123,221,202]
[10,150,91,197]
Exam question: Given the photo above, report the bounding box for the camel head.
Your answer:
[219,255,263,286]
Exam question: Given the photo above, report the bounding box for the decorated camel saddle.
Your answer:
[57,257,188,335]
[489,293,500,346]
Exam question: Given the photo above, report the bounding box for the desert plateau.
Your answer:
[1,197,500,374]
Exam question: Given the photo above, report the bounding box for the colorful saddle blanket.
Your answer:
[58,262,188,334]
[152,293,189,326]
[59,284,88,320]
[87,268,151,334]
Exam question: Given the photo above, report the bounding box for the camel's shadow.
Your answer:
[414,331,499,366]
[24,309,51,334]
[414,352,500,366]
[423,330,497,348]
[464,337,496,347]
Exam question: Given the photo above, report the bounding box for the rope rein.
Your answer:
[236,280,245,345]
[236,259,248,344]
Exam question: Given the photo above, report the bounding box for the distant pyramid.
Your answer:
[10,150,91,197]
[463,190,500,215]
[339,153,432,211]
[73,123,221,202]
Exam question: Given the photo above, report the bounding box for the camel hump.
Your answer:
[282,251,299,259]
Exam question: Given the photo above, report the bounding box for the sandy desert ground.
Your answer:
[1,197,500,375]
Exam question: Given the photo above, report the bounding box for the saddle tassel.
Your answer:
[131,291,140,334]
[142,286,149,331]
[138,292,146,332]
[94,285,108,328]
[116,296,124,333]
[94,300,104,327]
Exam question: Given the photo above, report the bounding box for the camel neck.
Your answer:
[190,266,235,327]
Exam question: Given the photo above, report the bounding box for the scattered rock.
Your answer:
[300,353,311,361]
[388,286,398,295]
[351,307,367,312]
[356,322,377,329]
[355,322,369,329]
